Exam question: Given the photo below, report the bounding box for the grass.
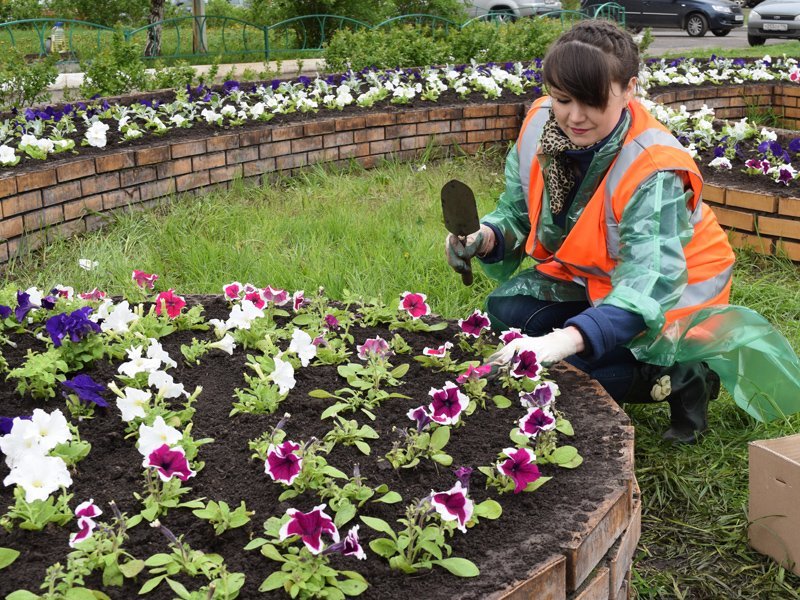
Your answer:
[4,151,800,598]
[644,39,800,61]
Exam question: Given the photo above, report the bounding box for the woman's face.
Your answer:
[549,78,636,147]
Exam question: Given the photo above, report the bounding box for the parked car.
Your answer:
[461,0,563,19]
[747,0,800,45]
[583,0,743,36]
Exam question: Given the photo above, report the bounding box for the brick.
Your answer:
[17,169,56,192]
[271,125,304,141]
[463,118,487,131]
[239,129,271,147]
[176,171,210,192]
[136,145,170,166]
[23,205,63,231]
[728,230,772,255]
[335,116,367,131]
[385,124,417,139]
[56,158,95,182]
[785,106,800,119]
[779,197,800,218]
[48,219,85,242]
[354,128,385,143]
[468,130,502,143]
[0,242,7,263]
[776,239,800,261]
[11,230,46,254]
[369,139,400,154]
[364,113,396,126]
[400,136,428,151]
[498,103,525,116]
[323,131,354,148]
[242,158,276,177]
[339,143,370,159]
[487,116,519,129]
[81,172,120,196]
[192,152,226,171]
[0,176,16,199]
[42,181,82,206]
[227,146,259,164]
[209,164,242,183]
[291,136,323,154]
[758,215,800,240]
[502,128,519,141]
[710,206,754,231]
[2,190,42,216]
[429,107,463,120]
[304,120,336,136]
[432,132,467,146]
[464,104,498,117]
[276,153,308,170]
[608,499,641,598]
[260,140,291,159]
[726,188,777,213]
[356,155,379,169]
[307,148,340,164]
[103,188,140,210]
[206,134,239,151]
[396,111,425,125]
[157,157,193,179]
[95,152,135,173]
[784,85,800,98]
[417,121,450,135]
[64,195,103,220]
[120,166,157,187]
[0,216,23,239]
[561,487,632,592]
[574,567,609,600]
[703,184,725,204]
[492,554,566,600]
[171,140,207,158]
[139,179,175,201]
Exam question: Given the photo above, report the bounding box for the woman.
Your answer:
[446,20,800,443]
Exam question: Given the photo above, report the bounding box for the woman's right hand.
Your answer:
[444,224,495,274]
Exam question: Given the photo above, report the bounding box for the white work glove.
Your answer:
[487,327,585,367]
[445,224,496,275]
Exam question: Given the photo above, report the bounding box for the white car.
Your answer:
[462,0,564,19]
[747,0,800,45]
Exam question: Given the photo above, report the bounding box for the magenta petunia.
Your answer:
[500,328,524,344]
[428,381,468,425]
[423,341,452,357]
[398,292,431,319]
[223,282,243,300]
[69,516,97,547]
[78,288,107,301]
[356,336,392,361]
[407,405,432,431]
[144,444,196,481]
[263,286,289,306]
[519,407,556,438]
[456,363,492,384]
[520,381,558,408]
[278,504,339,554]
[453,466,473,489]
[154,290,186,319]
[292,290,309,311]
[323,314,340,330]
[497,447,541,494]
[511,350,542,380]
[244,288,266,309]
[131,269,159,290]
[458,310,491,338]
[430,481,473,533]
[324,525,367,560]
[265,440,303,485]
[74,498,102,520]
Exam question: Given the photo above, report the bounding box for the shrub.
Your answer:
[0,43,58,112]
[79,28,148,98]
[0,0,44,22]
[47,0,149,27]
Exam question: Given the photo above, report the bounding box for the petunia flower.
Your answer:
[497,447,541,494]
[118,345,161,378]
[78,288,107,301]
[459,310,491,338]
[45,307,101,347]
[138,416,182,457]
[96,300,139,333]
[430,481,473,533]
[209,333,236,356]
[518,407,556,438]
[0,415,30,436]
[263,286,289,306]
[265,440,303,485]
[292,290,309,311]
[144,444,196,482]
[30,408,71,453]
[223,282,243,300]
[0,418,40,468]
[278,504,339,554]
[146,340,177,369]
[148,370,186,399]
[456,363,492,384]
[69,499,103,547]
[51,285,74,300]
[407,405,432,431]
[423,341,452,357]
[323,314,340,330]
[244,288,266,309]
[3,453,73,502]
[511,350,542,380]
[226,299,264,329]
[155,289,186,319]
[500,328,524,344]
[269,356,296,395]
[131,270,159,289]
[428,381,468,425]
[398,291,431,319]
[324,525,366,560]
[454,466,473,489]
[15,290,41,322]
[520,381,558,408]
[116,387,152,422]
[61,374,107,407]
[0,305,11,319]
[356,336,392,360]
[286,329,315,367]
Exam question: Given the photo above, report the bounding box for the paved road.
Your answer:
[647,26,795,54]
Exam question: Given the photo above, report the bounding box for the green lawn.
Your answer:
[3,151,800,598]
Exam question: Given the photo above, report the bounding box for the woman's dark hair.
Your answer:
[541,20,640,109]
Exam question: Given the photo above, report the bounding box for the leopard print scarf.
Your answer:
[539,113,582,215]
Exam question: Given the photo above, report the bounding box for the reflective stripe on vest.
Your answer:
[517,98,551,203]
[673,265,733,310]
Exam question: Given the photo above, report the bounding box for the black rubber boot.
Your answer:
[622,362,720,444]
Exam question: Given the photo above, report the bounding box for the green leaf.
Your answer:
[419,540,443,560]
[308,388,335,398]
[368,538,397,558]
[243,537,268,551]
[549,445,578,465]
[354,440,371,455]
[321,402,347,420]
[374,490,402,504]
[492,395,512,408]
[424,321,448,331]
[138,575,167,594]
[555,418,574,436]
[560,454,584,469]
[334,502,357,527]
[0,547,20,570]
[6,591,39,600]
[260,543,286,563]
[322,465,349,479]
[259,570,290,592]
[473,499,503,520]
[360,516,396,538]
[65,589,96,600]
[429,426,450,451]
[431,453,453,466]
[432,557,480,577]
[390,363,409,378]
[144,553,173,567]
[119,559,145,578]
[335,578,369,596]
[524,476,552,493]
[166,578,192,599]
[292,314,316,325]
[509,427,530,446]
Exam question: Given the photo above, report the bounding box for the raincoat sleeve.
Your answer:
[478,144,532,282]
[599,170,693,334]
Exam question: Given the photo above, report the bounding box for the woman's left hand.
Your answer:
[486,327,585,366]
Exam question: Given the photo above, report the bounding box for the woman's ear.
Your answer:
[625,77,638,102]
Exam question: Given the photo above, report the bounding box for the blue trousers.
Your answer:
[485,294,638,402]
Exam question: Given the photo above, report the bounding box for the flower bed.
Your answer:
[0,285,636,599]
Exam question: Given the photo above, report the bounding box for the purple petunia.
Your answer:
[511,350,542,380]
[428,381,468,425]
[430,481,473,533]
[520,381,558,408]
[279,504,339,554]
[45,307,101,348]
[458,310,491,338]
[497,447,541,494]
[519,407,556,438]
[61,374,108,408]
[324,525,366,560]
[456,363,492,384]
[0,305,11,319]
[356,336,392,361]
[265,440,303,485]
[144,444,196,482]
[407,405,432,432]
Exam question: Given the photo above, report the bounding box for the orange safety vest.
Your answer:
[516,97,735,326]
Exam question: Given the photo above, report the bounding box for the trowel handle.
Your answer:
[461,261,474,286]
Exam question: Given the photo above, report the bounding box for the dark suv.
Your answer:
[584,0,744,36]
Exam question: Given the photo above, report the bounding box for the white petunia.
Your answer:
[29,409,71,453]
[116,387,151,422]
[708,156,732,170]
[118,345,161,378]
[0,419,43,468]
[99,300,139,333]
[269,355,296,395]
[85,121,109,148]
[3,453,72,503]
[147,370,186,399]
[226,299,264,330]
[146,339,177,370]
[0,144,16,165]
[209,333,236,356]
[138,416,182,457]
[288,329,316,367]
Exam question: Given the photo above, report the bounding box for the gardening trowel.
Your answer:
[441,179,480,287]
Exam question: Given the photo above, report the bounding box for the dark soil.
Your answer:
[0,295,632,599]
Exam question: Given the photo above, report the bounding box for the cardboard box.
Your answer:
[749,433,800,576]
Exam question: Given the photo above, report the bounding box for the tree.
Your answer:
[144,0,165,57]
